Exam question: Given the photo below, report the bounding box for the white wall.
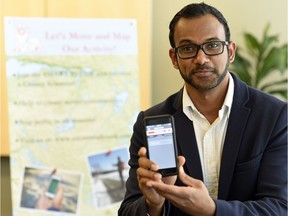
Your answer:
[152,0,288,105]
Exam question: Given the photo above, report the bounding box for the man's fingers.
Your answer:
[178,156,185,167]
[178,164,203,188]
[138,147,147,157]
[138,147,160,172]
[177,155,203,188]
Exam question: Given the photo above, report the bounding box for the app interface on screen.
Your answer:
[48,179,59,193]
[146,123,176,169]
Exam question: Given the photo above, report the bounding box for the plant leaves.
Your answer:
[230,51,252,85]
[261,78,288,91]
[266,89,287,100]
[278,44,288,73]
[244,33,260,56]
[259,23,279,58]
[232,24,287,100]
[257,47,279,84]
[259,35,278,60]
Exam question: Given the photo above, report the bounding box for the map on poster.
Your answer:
[5,17,140,216]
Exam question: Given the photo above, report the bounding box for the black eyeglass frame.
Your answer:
[174,41,230,59]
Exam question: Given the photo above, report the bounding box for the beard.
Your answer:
[179,61,230,91]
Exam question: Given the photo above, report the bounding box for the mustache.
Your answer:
[191,65,215,73]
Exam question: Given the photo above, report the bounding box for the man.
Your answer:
[118,3,287,216]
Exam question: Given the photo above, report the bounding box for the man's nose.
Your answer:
[193,48,209,65]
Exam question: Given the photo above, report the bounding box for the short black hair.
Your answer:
[169,2,231,48]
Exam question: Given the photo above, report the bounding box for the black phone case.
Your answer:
[143,114,179,176]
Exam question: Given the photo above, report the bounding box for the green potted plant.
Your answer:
[230,24,287,100]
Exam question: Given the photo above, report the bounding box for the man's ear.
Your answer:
[228,41,237,63]
[169,48,179,69]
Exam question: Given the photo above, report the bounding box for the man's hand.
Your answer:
[35,186,64,211]
[137,147,185,215]
[150,160,216,216]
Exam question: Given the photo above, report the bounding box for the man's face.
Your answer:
[169,14,236,91]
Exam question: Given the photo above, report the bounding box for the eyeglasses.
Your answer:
[174,41,229,59]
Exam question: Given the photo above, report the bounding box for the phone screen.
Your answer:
[144,115,178,176]
[47,178,59,194]
[45,175,60,198]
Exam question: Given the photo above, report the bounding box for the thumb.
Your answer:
[177,155,191,184]
[178,158,199,187]
[53,186,63,209]
[178,155,185,167]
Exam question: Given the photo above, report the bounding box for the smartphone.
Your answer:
[144,114,178,176]
[45,175,61,199]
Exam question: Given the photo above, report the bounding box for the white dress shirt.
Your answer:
[182,73,234,199]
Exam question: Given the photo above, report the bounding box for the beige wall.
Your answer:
[152,0,288,104]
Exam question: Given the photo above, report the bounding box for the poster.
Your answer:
[5,17,140,216]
